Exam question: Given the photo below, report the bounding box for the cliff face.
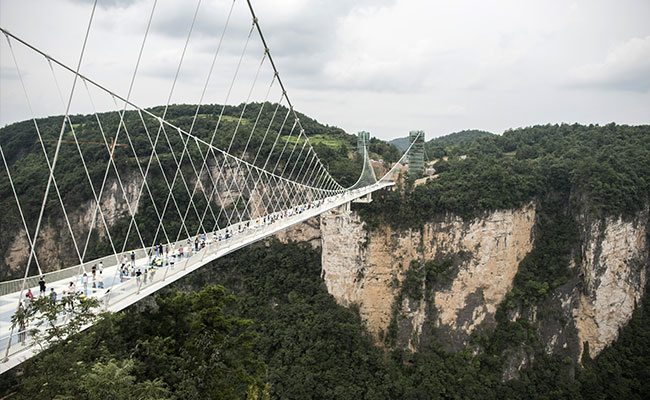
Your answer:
[320,203,649,362]
[321,204,536,350]
[2,174,142,277]
[575,210,649,356]
[274,216,321,248]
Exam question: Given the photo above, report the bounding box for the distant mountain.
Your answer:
[388,137,410,153]
[389,129,494,153]
[429,129,494,146]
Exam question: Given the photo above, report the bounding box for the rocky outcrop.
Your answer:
[274,216,321,248]
[575,210,649,357]
[74,174,143,232]
[320,203,537,350]
[2,174,142,276]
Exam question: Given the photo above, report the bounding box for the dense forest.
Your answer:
[359,123,650,226]
[1,240,648,399]
[424,129,494,159]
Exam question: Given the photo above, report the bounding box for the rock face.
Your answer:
[274,216,321,248]
[320,202,649,361]
[321,203,537,350]
[575,210,649,357]
[1,174,142,277]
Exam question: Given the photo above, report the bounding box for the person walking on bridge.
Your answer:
[38,276,46,296]
[82,273,89,295]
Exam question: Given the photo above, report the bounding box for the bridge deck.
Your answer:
[0,182,391,373]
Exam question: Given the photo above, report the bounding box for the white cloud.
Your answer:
[1,0,649,139]
[570,36,650,92]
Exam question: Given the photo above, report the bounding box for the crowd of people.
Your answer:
[12,196,340,346]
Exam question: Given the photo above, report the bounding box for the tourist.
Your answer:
[98,261,104,274]
[61,290,69,311]
[68,281,76,295]
[23,293,31,310]
[98,272,104,289]
[82,273,89,295]
[130,250,136,267]
[91,264,97,279]
[38,276,46,295]
[26,288,34,301]
[49,288,57,301]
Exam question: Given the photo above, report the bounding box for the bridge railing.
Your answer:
[0,248,153,297]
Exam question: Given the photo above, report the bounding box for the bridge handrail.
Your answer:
[0,248,153,297]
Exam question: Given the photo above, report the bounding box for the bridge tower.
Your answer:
[357,131,370,154]
[408,130,425,178]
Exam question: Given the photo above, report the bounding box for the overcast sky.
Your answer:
[1,0,649,141]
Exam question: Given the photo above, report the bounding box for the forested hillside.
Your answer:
[389,129,493,154]
[360,123,649,226]
[425,129,494,158]
[0,104,398,280]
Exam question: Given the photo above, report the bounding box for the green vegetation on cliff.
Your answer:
[359,123,650,229]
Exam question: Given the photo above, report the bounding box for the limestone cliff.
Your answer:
[321,203,536,350]
[274,216,321,248]
[574,210,649,356]
[320,202,649,363]
[1,174,142,277]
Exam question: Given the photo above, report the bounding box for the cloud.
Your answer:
[434,104,466,118]
[570,35,650,92]
[68,0,139,9]
[2,0,650,139]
